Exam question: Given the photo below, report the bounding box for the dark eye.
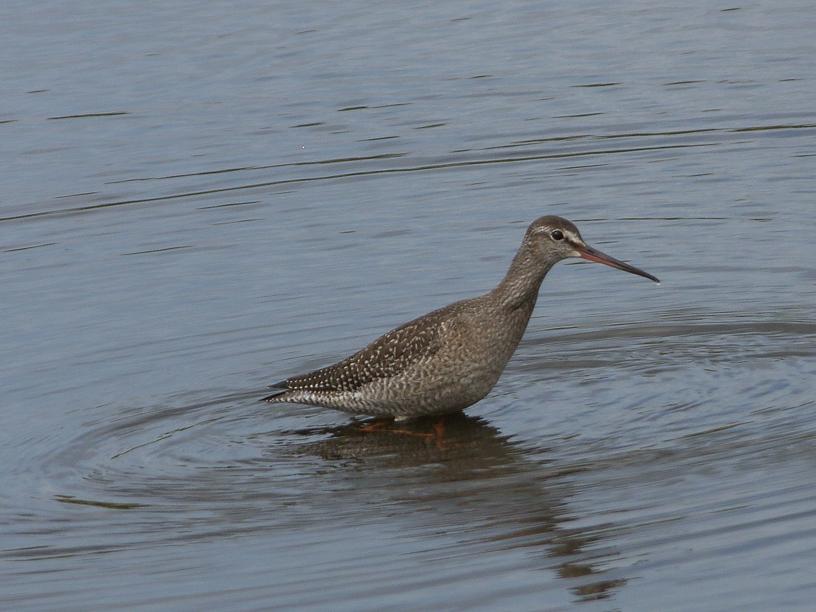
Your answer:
[551,230,564,241]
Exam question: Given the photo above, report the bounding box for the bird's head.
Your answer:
[525,216,659,283]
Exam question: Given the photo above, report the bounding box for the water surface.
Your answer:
[2,1,815,610]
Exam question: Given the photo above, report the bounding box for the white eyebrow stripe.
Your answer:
[532,226,582,243]
[533,226,559,235]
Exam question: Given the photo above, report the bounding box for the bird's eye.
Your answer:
[551,230,564,241]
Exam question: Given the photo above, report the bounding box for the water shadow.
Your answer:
[291,413,628,602]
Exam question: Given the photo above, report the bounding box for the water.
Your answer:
[2,1,815,609]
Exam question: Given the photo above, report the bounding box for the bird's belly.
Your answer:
[354,349,508,417]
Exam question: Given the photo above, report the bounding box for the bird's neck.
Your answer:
[491,239,554,310]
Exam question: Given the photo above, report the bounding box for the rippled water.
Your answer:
[2,1,815,610]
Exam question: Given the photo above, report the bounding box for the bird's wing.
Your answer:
[276,305,457,394]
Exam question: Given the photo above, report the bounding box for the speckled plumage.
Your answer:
[264,216,658,418]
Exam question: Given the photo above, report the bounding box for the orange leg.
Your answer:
[357,417,448,444]
[432,418,447,449]
[358,420,391,433]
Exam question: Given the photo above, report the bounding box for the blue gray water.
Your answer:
[2,1,815,610]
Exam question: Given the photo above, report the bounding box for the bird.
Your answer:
[264,216,658,419]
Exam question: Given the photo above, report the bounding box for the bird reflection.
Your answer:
[288,412,627,603]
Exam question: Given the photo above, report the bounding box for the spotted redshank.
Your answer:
[264,216,658,418]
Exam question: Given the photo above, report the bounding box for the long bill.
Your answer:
[576,244,660,283]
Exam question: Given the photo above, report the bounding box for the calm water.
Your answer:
[2,1,815,610]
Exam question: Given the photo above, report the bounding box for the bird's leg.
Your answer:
[356,416,450,448]
[358,419,393,433]
[432,418,446,449]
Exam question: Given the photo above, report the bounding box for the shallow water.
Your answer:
[2,1,815,610]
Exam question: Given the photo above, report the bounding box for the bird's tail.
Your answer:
[261,380,289,402]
